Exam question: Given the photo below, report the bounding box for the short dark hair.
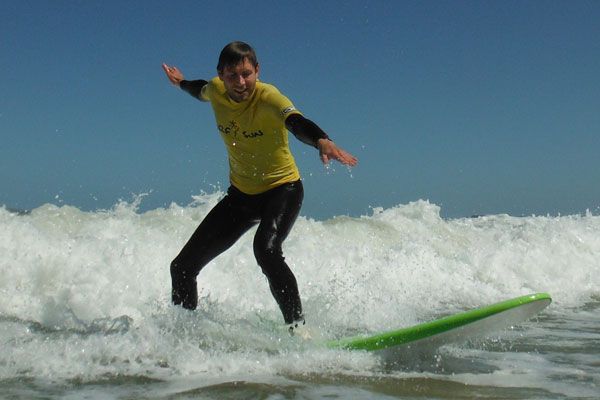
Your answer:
[217,41,258,72]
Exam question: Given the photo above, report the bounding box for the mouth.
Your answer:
[229,86,250,102]
[230,89,249,101]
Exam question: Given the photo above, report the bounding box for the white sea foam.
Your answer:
[0,194,599,395]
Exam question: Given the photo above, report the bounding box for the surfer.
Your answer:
[162,41,357,333]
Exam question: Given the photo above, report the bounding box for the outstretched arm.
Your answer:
[285,114,358,167]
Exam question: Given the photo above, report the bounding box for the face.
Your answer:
[218,58,259,102]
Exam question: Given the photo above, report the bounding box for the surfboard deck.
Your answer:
[326,293,551,351]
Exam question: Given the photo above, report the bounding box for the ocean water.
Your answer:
[1,194,599,399]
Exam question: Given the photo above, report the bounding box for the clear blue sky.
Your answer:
[2,0,600,219]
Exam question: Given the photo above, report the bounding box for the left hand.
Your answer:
[317,139,358,166]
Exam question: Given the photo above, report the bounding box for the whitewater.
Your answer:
[1,193,599,399]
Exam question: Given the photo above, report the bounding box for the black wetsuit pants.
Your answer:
[170,180,304,324]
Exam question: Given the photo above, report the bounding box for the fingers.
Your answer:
[332,147,357,166]
[162,63,175,78]
[319,142,358,167]
[162,63,183,85]
[335,150,358,166]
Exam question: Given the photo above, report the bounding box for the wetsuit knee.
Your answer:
[253,242,285,273]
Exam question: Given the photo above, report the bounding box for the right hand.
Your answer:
[162,63,184,86]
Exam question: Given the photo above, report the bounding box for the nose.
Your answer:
[236,74,245,86]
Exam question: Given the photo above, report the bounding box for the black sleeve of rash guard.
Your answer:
[179,79,208,100]
[285,114,331,149]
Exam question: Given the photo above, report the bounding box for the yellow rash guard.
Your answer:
[199,77,302,194]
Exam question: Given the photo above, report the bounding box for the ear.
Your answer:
[255,63,260,78]
[218,69,224,81]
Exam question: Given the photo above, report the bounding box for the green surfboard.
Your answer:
[326,293,551,351]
